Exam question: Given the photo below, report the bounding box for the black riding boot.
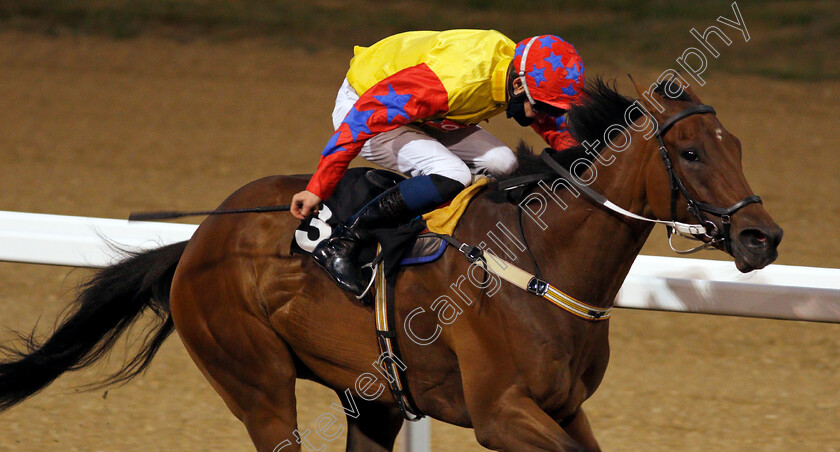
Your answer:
[311,186,416,297]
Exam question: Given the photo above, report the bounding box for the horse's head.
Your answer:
[633,77,782,272]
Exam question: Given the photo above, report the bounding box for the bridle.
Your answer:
[533,103,762,255]
[653,104,762,254]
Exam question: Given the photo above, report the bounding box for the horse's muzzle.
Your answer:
[731,224,784,272]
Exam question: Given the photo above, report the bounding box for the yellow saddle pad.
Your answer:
[421,177,489,235]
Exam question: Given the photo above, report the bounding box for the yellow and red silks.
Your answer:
[306,29,578,200]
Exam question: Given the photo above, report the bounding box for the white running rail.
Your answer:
[1,210,838,323]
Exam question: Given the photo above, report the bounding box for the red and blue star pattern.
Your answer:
[306,64,449,200]
[531,112,578,151]
[513,35,585,110]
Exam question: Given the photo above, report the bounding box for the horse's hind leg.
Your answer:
[171,286,301,452]
[343,398,403,452]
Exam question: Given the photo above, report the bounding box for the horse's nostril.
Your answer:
[740,228,770,248]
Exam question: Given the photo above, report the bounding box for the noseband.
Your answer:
[654,104,762,254]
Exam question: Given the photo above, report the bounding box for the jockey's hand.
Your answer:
[291,190,322,220]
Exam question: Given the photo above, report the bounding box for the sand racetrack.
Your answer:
[0,31,838,451]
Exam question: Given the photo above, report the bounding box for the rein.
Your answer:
[531,103,761,254]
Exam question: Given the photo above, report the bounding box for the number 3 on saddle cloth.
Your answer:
[290,168,459,290]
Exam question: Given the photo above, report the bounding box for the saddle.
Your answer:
[291,168,485,269]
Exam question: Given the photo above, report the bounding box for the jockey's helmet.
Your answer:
[512,35,585,113]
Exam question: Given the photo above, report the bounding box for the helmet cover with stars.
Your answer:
[513,35,585,111]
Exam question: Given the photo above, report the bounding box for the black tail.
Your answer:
[0,241,188,412]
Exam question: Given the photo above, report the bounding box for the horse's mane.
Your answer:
[567,77,638,151]
[487,76,637,202]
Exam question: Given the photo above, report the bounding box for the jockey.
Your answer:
[290,29,585,296]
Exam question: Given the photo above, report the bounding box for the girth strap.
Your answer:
[373,246,425,422]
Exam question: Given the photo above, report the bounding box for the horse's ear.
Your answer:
[627,74,647,101]
[627,74,667,121]
[673,73,704,104]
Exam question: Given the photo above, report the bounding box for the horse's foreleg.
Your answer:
[343,399,403,452]
[560,408,601,452]
[467,387,589,452]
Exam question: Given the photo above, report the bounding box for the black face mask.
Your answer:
[506,97,534,127]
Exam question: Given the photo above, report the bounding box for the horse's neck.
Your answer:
[523,141,657,308]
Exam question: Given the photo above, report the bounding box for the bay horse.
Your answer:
[0,78,782,451]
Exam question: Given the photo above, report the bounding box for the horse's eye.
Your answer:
[681,149,700,162]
